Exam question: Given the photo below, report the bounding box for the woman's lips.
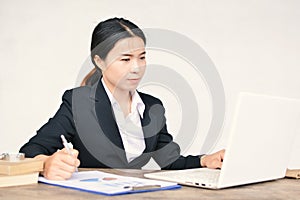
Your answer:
[127,78,140,84]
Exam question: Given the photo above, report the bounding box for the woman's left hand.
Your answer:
[200,149,225,169]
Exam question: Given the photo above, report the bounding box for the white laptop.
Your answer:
[144,92,300,189]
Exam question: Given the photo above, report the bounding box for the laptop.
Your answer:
[144,92,300,189]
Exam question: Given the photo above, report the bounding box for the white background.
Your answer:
[1,0,299,168]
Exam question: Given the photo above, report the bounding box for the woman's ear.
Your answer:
[93,55,104,70]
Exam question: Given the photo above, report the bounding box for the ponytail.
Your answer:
[81,68,102,86]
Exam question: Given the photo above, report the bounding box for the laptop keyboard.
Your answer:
[191,170,220,184]
[146,169,221,186]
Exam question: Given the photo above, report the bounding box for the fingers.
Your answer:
[43,165,75,180]
[71,149,79,157]
[61,148,79,156]
[219,149,225,160]
[75,158,81,168]
[63,153,78,166]
[202,149,226,169]
[60,148,80,166]
[206,158,223,169]
[42,150,80,180]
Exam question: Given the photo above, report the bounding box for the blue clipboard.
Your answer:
[38,170,181,196]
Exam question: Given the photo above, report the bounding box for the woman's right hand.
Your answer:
[34,148,80,180]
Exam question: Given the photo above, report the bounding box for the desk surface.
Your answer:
[1,168,300,200]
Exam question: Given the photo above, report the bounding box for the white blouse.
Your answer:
[101,79,146,163]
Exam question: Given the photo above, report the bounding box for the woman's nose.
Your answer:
[131,61,141,73]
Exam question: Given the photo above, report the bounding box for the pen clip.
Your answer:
[124,184,161,191]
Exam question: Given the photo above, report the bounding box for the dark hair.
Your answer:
[81,17,146,86]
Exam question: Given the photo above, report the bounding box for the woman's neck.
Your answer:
[113,88,132,117]
[103,79,132,117]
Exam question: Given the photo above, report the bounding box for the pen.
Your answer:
[60,135,78,172]
[123,185,161,191]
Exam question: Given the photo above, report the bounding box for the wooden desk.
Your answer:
[1,168,300,200]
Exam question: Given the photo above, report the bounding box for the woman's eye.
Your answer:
[140,56,146,60]
[121,58,130,62]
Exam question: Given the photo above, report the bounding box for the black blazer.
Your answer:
[20,81,201,169]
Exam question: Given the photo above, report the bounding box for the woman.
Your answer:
[20,17,224,180]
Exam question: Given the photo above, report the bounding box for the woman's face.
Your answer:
[100,37,146,94]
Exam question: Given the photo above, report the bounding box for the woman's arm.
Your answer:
[148,96,225,170]
[20,90,76,157]
[20,90,80,179]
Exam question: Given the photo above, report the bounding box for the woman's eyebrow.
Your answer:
[120,51,146,57]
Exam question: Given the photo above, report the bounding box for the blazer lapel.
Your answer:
[140,94,160,154]
[89,82,164,166]
[91,81,128,165]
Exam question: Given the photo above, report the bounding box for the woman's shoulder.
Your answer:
[61,86,93,101]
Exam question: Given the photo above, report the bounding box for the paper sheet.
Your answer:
[38,170,180,195]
